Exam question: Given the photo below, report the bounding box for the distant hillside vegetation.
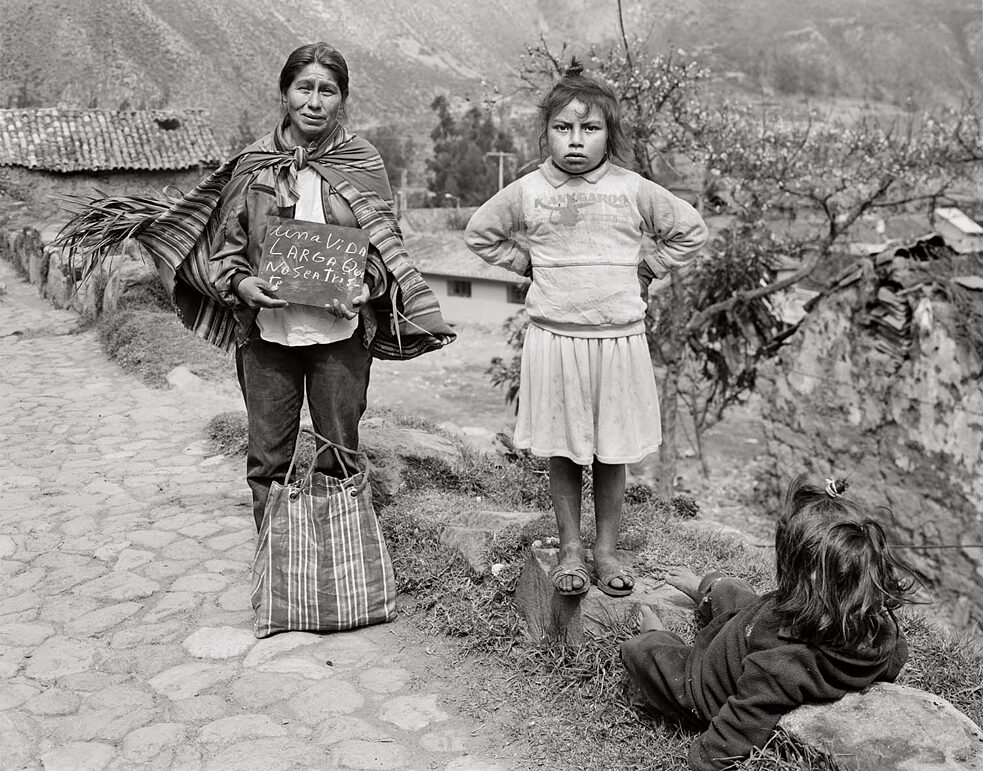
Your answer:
[1,0,980,155]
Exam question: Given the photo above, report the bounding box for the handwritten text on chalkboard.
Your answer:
[259,219,368,307]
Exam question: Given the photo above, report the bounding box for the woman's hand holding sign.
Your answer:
[328,282,370,319]
[235,276,290,309]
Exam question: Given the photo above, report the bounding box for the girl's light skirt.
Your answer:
[513,325,662,465]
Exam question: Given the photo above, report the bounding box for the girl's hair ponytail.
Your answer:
[774,474,921,649]
[564,57,585,78]
[537,56,630,163]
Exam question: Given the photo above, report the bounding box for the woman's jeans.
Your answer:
[235,330,372,531]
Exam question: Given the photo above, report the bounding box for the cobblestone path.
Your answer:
[0,261,522,771]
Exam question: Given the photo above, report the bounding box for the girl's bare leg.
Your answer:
[592,459,632,592]
[550,456,586,593]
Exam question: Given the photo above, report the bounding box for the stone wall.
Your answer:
[0,222,151,323]
[0,167,213,220]
[757,245,983,634]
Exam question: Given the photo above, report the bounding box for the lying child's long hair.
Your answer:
[773,474,921,649]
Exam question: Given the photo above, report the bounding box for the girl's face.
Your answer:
[283,63,344,146]
[547,98,608,174]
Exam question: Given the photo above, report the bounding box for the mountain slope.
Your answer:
[1,0,980,153]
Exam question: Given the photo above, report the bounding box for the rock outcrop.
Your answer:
[758,236,983,634]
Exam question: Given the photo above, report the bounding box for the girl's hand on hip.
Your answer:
[329,282,370,319]
[236,277,289,309]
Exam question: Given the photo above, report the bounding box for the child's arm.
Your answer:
[688,647,821,771]
[464,183,531,277]
[637,180,709,288]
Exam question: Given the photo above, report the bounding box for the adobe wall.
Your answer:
[757,273,983,634]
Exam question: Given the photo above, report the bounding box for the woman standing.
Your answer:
[209,43,404,530]
[58,42,455,532]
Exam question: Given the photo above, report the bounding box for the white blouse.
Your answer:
[255,167,358,346]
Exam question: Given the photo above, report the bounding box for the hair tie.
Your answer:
[825,478,848,498]
[565,57,584,77]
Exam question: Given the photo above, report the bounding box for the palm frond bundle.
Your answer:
[53,190,179,286]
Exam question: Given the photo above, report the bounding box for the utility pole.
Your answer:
[484,151,517,191]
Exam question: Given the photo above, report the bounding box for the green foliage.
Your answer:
[427,95,521,206]
[485,310,527,411]
[362,123,415,192]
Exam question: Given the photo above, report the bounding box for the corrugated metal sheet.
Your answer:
[0,108,224,172]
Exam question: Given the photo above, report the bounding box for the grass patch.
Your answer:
[896,610,983,726]
[99,308,232,386]
[206,411,249,457]
[380,447,983,771]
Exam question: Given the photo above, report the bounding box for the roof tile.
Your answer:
[0,108,224,172]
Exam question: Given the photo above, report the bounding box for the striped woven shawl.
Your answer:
[59,123,455,360]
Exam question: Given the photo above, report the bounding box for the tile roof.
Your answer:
[403,232,529,285]
[0,108,224,172]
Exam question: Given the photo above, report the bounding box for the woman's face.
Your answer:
[283,62,345,145]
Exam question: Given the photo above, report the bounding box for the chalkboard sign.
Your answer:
[258,218,368,307]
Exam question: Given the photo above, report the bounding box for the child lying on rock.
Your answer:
[621,475,920,770]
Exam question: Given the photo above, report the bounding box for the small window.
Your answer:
[448,279,472,298]
[506,284,527,304]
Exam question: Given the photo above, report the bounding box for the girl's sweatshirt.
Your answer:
[465,159,708,337]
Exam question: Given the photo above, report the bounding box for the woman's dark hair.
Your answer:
[772,474,921,649]
[278,42,350,102]
[538,57,630,162]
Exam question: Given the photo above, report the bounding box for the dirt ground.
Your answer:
[367,322,776,541]
[368,322,517,436]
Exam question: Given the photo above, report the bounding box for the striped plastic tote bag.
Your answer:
[250,435,397,638]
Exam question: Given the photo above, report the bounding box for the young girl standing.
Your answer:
[621,476,920,770]
[465,61,708,597]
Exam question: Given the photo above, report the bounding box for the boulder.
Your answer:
[360,418,460,466]
[69,267,104,321]
[779,682,983,770]
[359,418,462,506]
[166,365,205,391]
[102,257,159,316]
[43,248,71,308]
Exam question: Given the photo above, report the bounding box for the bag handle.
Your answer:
[284,428,368,495]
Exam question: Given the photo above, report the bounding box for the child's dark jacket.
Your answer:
[621,575,908,770]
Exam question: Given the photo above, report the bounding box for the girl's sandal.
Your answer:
[593,559,636,597]
[548,561,591,596]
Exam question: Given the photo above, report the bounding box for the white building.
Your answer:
[403,232,529,326]
[934,207,983,254]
